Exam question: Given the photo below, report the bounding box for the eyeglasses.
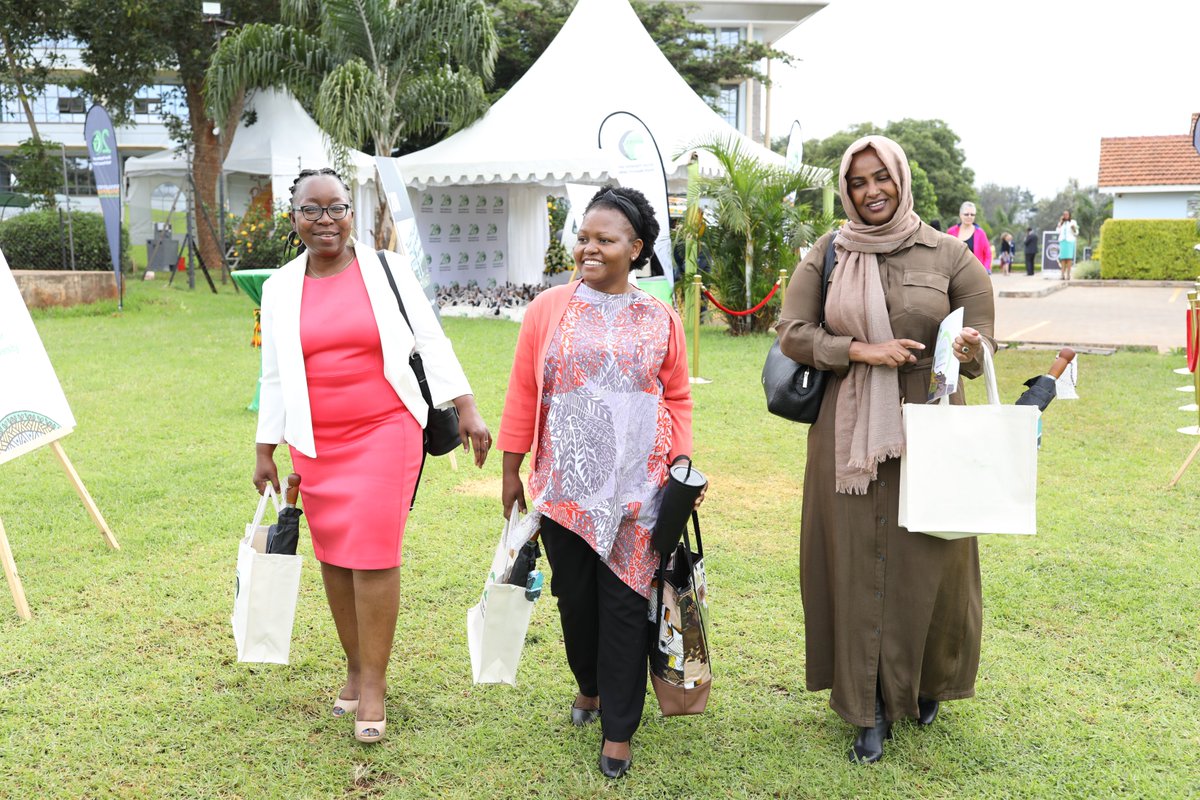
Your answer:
[293,203,352,221]
[961,212,975,217]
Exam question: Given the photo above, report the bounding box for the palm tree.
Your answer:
[204,0,498,244]
[678,134,833,334]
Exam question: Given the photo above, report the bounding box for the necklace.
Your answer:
[305,252,355,279]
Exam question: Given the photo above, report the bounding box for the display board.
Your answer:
[0,246,76,465]
[415,187,510,287]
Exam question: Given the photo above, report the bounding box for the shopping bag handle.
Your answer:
[251,485,281,530]
[938,344,1000,407]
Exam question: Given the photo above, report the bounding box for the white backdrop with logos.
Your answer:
[416,187,511,287]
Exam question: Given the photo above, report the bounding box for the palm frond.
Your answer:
[396,0,498,82]
[391,66,489,143]
[313,59,392,153]
[204,24,332,123]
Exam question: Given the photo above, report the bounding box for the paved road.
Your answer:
[990,273,1192,353]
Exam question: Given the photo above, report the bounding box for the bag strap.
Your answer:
[251,485,280,529]
[376,249,430,509]
[817,231,838,328]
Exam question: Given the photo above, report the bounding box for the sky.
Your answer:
[770,0,1200,199]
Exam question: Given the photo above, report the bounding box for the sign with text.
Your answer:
[415,187,510,288]
[598,111,672,286]
[0,246,76,465]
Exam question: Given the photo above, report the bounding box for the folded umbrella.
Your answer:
[1015,347,1075,412]
[266,473,302,555]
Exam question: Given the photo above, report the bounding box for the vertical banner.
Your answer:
[1041,231,1061,274]
[374,157,436,306]
[415,187,510,288]
[597,111,673,288]
[84,105,122,309]
[0,246,76,465]
[784,120,804,171]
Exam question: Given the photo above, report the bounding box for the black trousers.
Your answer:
[1025,252,1035,275]
[540,517,650,743]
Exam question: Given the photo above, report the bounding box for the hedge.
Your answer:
[1098,218,1200,280]
[0,209,130,271]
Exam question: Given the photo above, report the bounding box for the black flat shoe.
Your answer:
[599,747,632,779]
[917,697,939,726]
[570,705,601,727]
[849,690,892,764]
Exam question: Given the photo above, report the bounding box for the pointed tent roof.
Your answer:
[393,0,783,188]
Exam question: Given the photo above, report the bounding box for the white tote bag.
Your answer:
[231,487,303,664]
[467,508,537,686]
[899,347,1040,539]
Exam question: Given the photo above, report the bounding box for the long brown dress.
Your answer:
[776,225,995,728]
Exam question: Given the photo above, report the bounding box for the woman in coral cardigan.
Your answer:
[497,186,697,780]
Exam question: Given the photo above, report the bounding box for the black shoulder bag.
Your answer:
[761,236,838,424]
[376,251,462,458]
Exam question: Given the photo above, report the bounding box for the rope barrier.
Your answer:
[700,280,781,317]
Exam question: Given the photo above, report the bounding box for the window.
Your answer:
[57,95,86,114]
[716,85,740,129]
[134,97,161,115]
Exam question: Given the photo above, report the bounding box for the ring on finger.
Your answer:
[961,345,970,354]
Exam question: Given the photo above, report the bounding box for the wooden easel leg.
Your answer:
[49,441,120,550]
[447,451,459,472]
[0,516,32,621]
[1169,439,1200,487]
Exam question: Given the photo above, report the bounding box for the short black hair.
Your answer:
[583,185,659,269]
[289,167,350,202]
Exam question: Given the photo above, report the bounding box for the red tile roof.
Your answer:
[1098,114,1200,188]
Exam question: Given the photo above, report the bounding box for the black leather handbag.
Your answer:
[377,251,462,456]
[761,236,838,424]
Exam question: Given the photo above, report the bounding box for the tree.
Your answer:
[490,0,789,107]
[205,0,498,245]
[977,183,1036,237]
[0,2,67,146]
[1029,180,1112,249]
[804,119,975,224]
[70,2,280,279]
[678,134,833,335]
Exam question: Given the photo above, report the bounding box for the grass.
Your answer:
[1,280,1198,798]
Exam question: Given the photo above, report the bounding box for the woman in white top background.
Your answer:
[1056,210,1080,280]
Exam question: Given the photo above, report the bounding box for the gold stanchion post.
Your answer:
[690,273,706,383]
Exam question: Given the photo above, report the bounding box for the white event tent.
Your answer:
[388,0,785,286]
[124,89,377,247]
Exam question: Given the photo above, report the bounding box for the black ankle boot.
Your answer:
[917,697,939,726]
[850,689,892,764]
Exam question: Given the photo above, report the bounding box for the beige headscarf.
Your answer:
[825,135,923,494]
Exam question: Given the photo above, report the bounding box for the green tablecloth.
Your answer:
[230,270,277,411]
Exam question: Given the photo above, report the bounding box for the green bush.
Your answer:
[227,203,291,269]
[1074,259,1101,279]
[1098,219,1200,279]
[0,209,130,271]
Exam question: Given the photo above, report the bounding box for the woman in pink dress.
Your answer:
[253,168,490,743]
[498,186,701,779]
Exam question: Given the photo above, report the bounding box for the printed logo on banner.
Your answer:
[475,251,487,268]
[439,253,452,271]
[476,195,487,209]
[449,224,461,242]
[421,193,433,211]
[486,224,498,240]
[468,224,479,242]
[619,130,646,160]
[428,223,442,243]
[493,250,504,264]
[458,194,470,211]
[439,194,452,212]
[457,252,469,269]
[493,197,505,213]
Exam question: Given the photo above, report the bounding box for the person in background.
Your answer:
[776,135,994,765]
[498,185,697,780]
[946,201,992,273]
[1024,226,1038,276]
[1056,211,1080,280]
[253,167,490,744]
[998,232,1015,276]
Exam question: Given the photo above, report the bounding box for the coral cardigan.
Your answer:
[497,280,693,464]
[946,224,993,273]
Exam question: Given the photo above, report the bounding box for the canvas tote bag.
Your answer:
[467,508,537,686]
[649,511,713,716]
[899,346,1040,539]
[231,487,303,664]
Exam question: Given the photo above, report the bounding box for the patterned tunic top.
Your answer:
[528,283,673,597]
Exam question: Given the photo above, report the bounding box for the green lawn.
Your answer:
[1,280,1197,798]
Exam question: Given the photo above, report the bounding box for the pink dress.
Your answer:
[288,259,423,569]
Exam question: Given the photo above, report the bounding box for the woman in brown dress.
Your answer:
[776,135,995,764]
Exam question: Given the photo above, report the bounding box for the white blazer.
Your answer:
[255,241,472,458]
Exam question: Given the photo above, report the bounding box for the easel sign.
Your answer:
[0,246,118,620]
